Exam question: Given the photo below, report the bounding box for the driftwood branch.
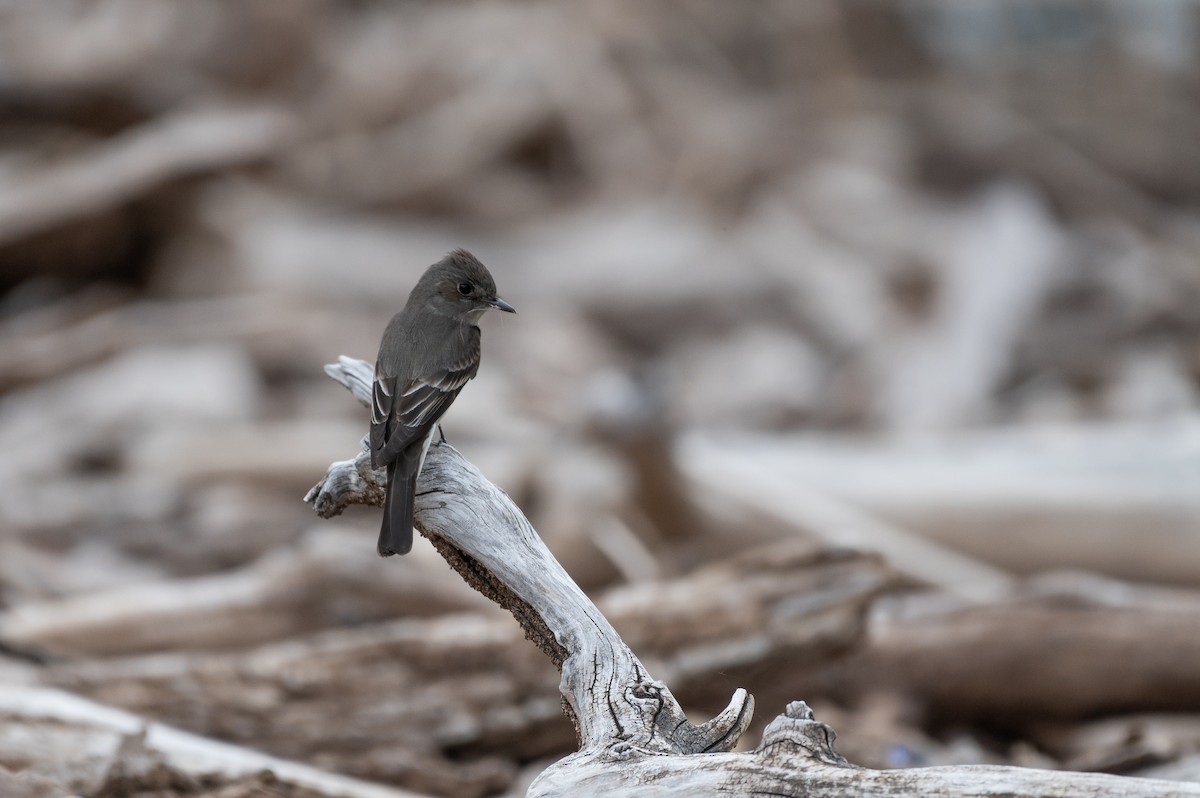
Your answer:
[307,359,750,756]
[307,356,1200,797]
[0,684,423,798]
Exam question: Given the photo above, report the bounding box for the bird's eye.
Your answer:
[457,282,473,296]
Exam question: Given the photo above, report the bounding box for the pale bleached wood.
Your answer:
[678,432,1015,603]
[678,424,1200,584]
[0,104,294,245]
[40,537,886,792]
[0,528,486,657]
[0,684,428,798]
[308,356,1200,797]
[0,292,321,394]
[307,356,752,756]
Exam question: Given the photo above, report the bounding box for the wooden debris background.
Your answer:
[0,2,1198,797]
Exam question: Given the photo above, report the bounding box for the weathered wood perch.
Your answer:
[307,355,1200,797]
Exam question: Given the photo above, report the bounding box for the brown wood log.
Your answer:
[815,574,1200,723]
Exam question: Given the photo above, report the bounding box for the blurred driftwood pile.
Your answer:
[0,2,1199,797]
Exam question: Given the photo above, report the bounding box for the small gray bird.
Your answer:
[371,249,514,556]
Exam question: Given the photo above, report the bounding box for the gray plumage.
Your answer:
[371,249,514,556]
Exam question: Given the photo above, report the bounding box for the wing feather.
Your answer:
[369,373,395,469]
[371,336,480,467]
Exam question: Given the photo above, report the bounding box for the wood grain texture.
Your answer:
[308,356,1200,797]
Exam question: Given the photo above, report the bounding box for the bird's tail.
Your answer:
[378,458,416,556]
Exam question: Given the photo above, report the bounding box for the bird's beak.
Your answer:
[488,296,517,313]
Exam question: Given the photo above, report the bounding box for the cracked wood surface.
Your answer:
[307,355,1200,797]
[307,357,750,757]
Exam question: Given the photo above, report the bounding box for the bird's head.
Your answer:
[421,248,515,321]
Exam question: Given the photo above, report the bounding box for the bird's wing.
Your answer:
[371,347,479,468]
[369,371,396,469]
